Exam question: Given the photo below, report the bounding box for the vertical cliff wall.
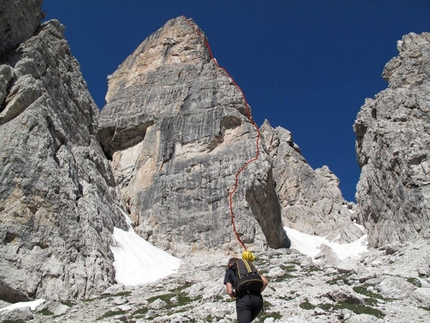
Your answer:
[354,32,430,247]
[0,2,127,301]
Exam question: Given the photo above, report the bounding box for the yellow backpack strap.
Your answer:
[242,259,252,273]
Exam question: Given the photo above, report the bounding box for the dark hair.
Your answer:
[227,257,239,267]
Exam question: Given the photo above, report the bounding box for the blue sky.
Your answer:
[42,1,429,202]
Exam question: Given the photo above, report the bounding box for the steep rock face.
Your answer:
[98,17,289,256]
[261,121,363,243]
[0,0,43,56]
[354,32,430,247]
[0,7,127,301]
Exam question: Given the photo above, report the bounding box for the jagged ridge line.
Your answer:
[182,15,261,251]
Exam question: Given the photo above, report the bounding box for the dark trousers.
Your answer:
[236,294,263,323]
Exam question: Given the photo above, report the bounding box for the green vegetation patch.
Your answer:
[112,291,132,297]
[259,311,282,321]
[318,301,385,319]
[61,300,74,307]
[308,265,322,272]
[301,295,385,319]
[84,295,105,302]
[407,277,422,287]
[266,264,297,281]
[299,299,316,310]
[147,292,194,309]
[85,290,132,303]
[253,257,268,268]
[326,274,352,286]
[36,309,54,316]
[334,301,385,318]
[131,306,149,318]
[259,299,282,321]
[353,284,393,306]
[130,284,202,319]
[97,309,127,320]
[281,264,298,272]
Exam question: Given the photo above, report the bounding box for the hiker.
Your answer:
[224,257,269,323]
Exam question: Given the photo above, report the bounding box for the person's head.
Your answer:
[227,257,239,267]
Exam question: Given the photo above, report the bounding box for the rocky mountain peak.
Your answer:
[99,17,249,158]
[382,32,430,89]
[105,17,211,104]
[99,16,290,257]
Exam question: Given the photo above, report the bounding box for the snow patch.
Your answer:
[0,299,45,313]
[110,212,182,286]
[285,227,368,261]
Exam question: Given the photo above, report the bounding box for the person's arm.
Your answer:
[225,282,237,299]
[260,274,269,292]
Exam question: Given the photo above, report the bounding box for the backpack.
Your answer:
[234,259,263,294]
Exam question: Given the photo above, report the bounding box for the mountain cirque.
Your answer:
[1,1,430,322]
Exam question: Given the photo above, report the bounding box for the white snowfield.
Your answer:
[0,224,367,313]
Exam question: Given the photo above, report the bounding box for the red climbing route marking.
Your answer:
[182,16,261,251]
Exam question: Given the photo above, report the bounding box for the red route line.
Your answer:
[182,16,261,251]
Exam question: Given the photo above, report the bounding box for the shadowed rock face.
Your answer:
[354,32,430,247]
[99,17,290,256]
[0,2,127,301]
[0,0,43,56]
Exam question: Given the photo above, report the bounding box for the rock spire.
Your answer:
[354,32,430,247]
[98,17,290,256]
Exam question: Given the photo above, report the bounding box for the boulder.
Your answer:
[0,306,33,322]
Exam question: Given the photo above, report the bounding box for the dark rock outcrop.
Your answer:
[0,0,44,56]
